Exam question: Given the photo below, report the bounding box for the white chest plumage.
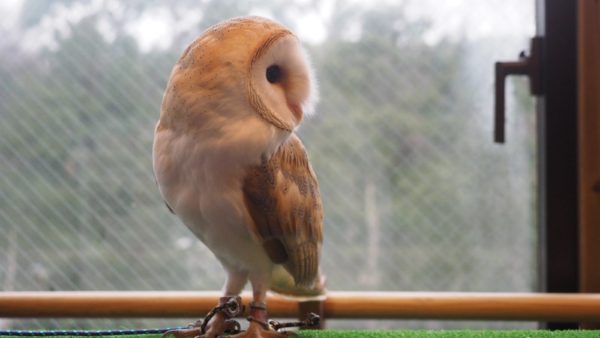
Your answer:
[152,116,289,271]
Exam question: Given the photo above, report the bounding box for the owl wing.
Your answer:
[243,133,323,287]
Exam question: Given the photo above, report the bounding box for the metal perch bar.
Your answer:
[1,291,600,322]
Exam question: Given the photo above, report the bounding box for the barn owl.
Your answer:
[153,16,324,338]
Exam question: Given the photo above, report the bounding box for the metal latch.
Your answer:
[494,36,544,143]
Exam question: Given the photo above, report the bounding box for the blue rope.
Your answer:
[0,327,186,336]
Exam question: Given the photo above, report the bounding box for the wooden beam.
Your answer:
[2,292,600,322]
[578,0,600,296]
[0,291,295,319]
[578,0,600,329]
[324,292,600,321]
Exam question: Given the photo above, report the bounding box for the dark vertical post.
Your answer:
[540,0,579,330]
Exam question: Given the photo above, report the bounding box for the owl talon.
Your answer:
[247,316,270,331]
[199,296,243,333]
[223,319,242,335]
[226,301,292,337]
[162,296,243,338]
[229,322,290,338]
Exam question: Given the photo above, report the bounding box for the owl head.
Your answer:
[160,16,317,133]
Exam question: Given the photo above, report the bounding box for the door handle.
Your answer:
[494,36,544,143]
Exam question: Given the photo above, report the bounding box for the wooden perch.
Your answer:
[2,291,600,322]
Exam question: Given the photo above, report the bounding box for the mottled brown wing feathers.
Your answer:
[243,134,323,286]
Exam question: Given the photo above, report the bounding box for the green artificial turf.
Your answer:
[299,330,600,338]
[2,331,600,338]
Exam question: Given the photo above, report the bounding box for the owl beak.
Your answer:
[289,103,303,125]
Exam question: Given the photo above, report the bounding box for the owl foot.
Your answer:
[162,296,243,338]
[229,301,320,338]
[227,301,284,338]
[229,321,291,338]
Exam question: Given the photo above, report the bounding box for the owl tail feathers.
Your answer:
[269,265,326,300]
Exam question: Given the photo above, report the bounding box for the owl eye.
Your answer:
[266,65,282,84]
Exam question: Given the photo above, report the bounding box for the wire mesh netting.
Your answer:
[0,0,537,330]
